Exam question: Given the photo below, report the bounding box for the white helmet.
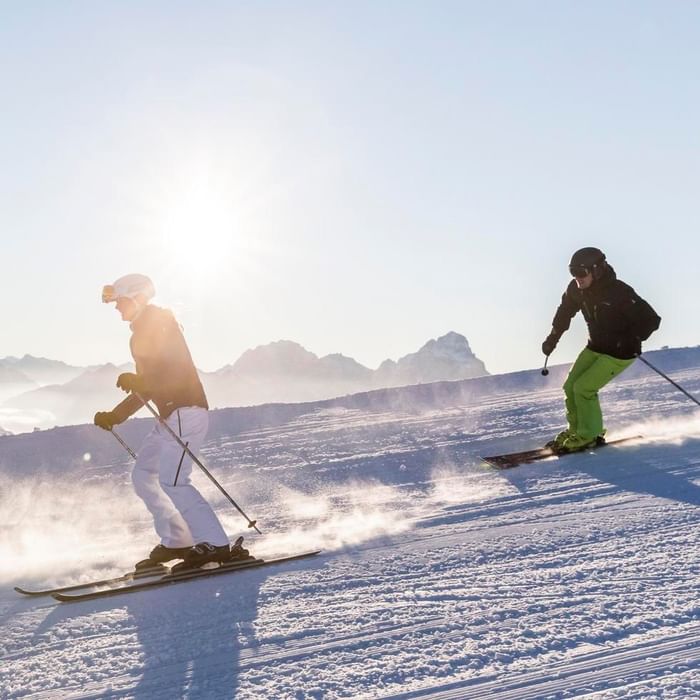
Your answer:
[102,274,155,304]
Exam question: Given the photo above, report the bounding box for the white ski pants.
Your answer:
[131,407,228,548]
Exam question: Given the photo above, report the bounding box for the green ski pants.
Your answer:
[563,347,635,440]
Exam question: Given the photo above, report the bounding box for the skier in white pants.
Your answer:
[94,274,232,570]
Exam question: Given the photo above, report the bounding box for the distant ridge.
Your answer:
[203,332,488,407]
[3,339,696,436]
[0,332,487,432]
[2,343,698,475]
[0,355,84,386]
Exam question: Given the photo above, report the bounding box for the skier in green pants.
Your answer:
[542,247,661,453]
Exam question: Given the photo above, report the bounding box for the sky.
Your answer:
[1,1,698,374]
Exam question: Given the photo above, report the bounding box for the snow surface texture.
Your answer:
[2,363,700,698]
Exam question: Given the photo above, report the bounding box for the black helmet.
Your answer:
[569,247,606,279]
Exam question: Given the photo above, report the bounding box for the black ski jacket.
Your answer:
[112,305,208,422]
[549,265,661,360]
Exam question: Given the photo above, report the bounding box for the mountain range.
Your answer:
[0,332,488,433]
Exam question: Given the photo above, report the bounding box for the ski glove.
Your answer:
[94,411,118,431]
[541,331,560,357]
[116,372,146,394]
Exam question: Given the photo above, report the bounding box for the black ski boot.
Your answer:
[229,536,251,561]
[134,544,191,573]
[171,542,232,574]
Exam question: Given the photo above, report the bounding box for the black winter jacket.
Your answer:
[549,266,661,360]
[112,305,208,422]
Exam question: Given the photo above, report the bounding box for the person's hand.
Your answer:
[542,332,559,357]
[116,372,146,394]
[94,411,117,431]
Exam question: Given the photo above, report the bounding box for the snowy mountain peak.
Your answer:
[318,354,373,381]
[231,340,320,375]
[414,332,474,362]
[0,354,83,386]
[376,332,488,386]
[0,333,491,430]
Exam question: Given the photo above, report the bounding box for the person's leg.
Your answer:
[157,408,229,547]
[132,426,194,548]
[562,348,601,436]
[570,353,635,441]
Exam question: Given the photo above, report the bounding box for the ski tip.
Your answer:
[13,585,52,597]
[260,550,322,563]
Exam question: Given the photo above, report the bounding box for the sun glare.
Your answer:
[143,159,287,303]
[160,178,240,277]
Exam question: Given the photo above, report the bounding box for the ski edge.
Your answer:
[14,565,168,597]
[481,435,644,470]
[481,455,544,470]
[15,535,250,597]
[51,550,322,603]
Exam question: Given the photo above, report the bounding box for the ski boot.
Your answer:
[557,433,599,454]
[171,542,232,574]
[229,536,251,562]
[134,544,191,573]
[545,429,573,450]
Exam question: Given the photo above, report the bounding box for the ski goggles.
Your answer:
[101,285,118,303]
[569,264,591,279]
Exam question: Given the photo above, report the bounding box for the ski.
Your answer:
[15,536,249,597]
[14,564,168,597]
[51,551,321,602]
[481,435,643,470]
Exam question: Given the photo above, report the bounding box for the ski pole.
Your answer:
[110,428,137,459]
[541,355,550,377]
[133,392,262,534]
[637,354,700,408]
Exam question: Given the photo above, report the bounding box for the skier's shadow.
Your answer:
[125,568,264,700]
[29,565,265,699]
[500,438,700,508]
[572,439,700,507]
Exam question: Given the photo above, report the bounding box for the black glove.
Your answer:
[541,331,560,357]
[94,411,117,431]
[116,372,146,394]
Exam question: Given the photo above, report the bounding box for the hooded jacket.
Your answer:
[112,305,208,422]
[550,265,661,360]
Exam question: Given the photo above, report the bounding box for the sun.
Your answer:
[159,176,240,274]
[139,157,286,304]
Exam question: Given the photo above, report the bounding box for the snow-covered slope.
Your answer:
[1,358,700,698]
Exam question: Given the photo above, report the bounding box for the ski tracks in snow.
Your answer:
[2,370,700,698]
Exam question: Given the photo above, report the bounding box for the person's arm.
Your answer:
[620,287,661,346]
[110,392,146,424]
[628,295,661,342]
[542,282,580,355]
[93,392,144,430]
